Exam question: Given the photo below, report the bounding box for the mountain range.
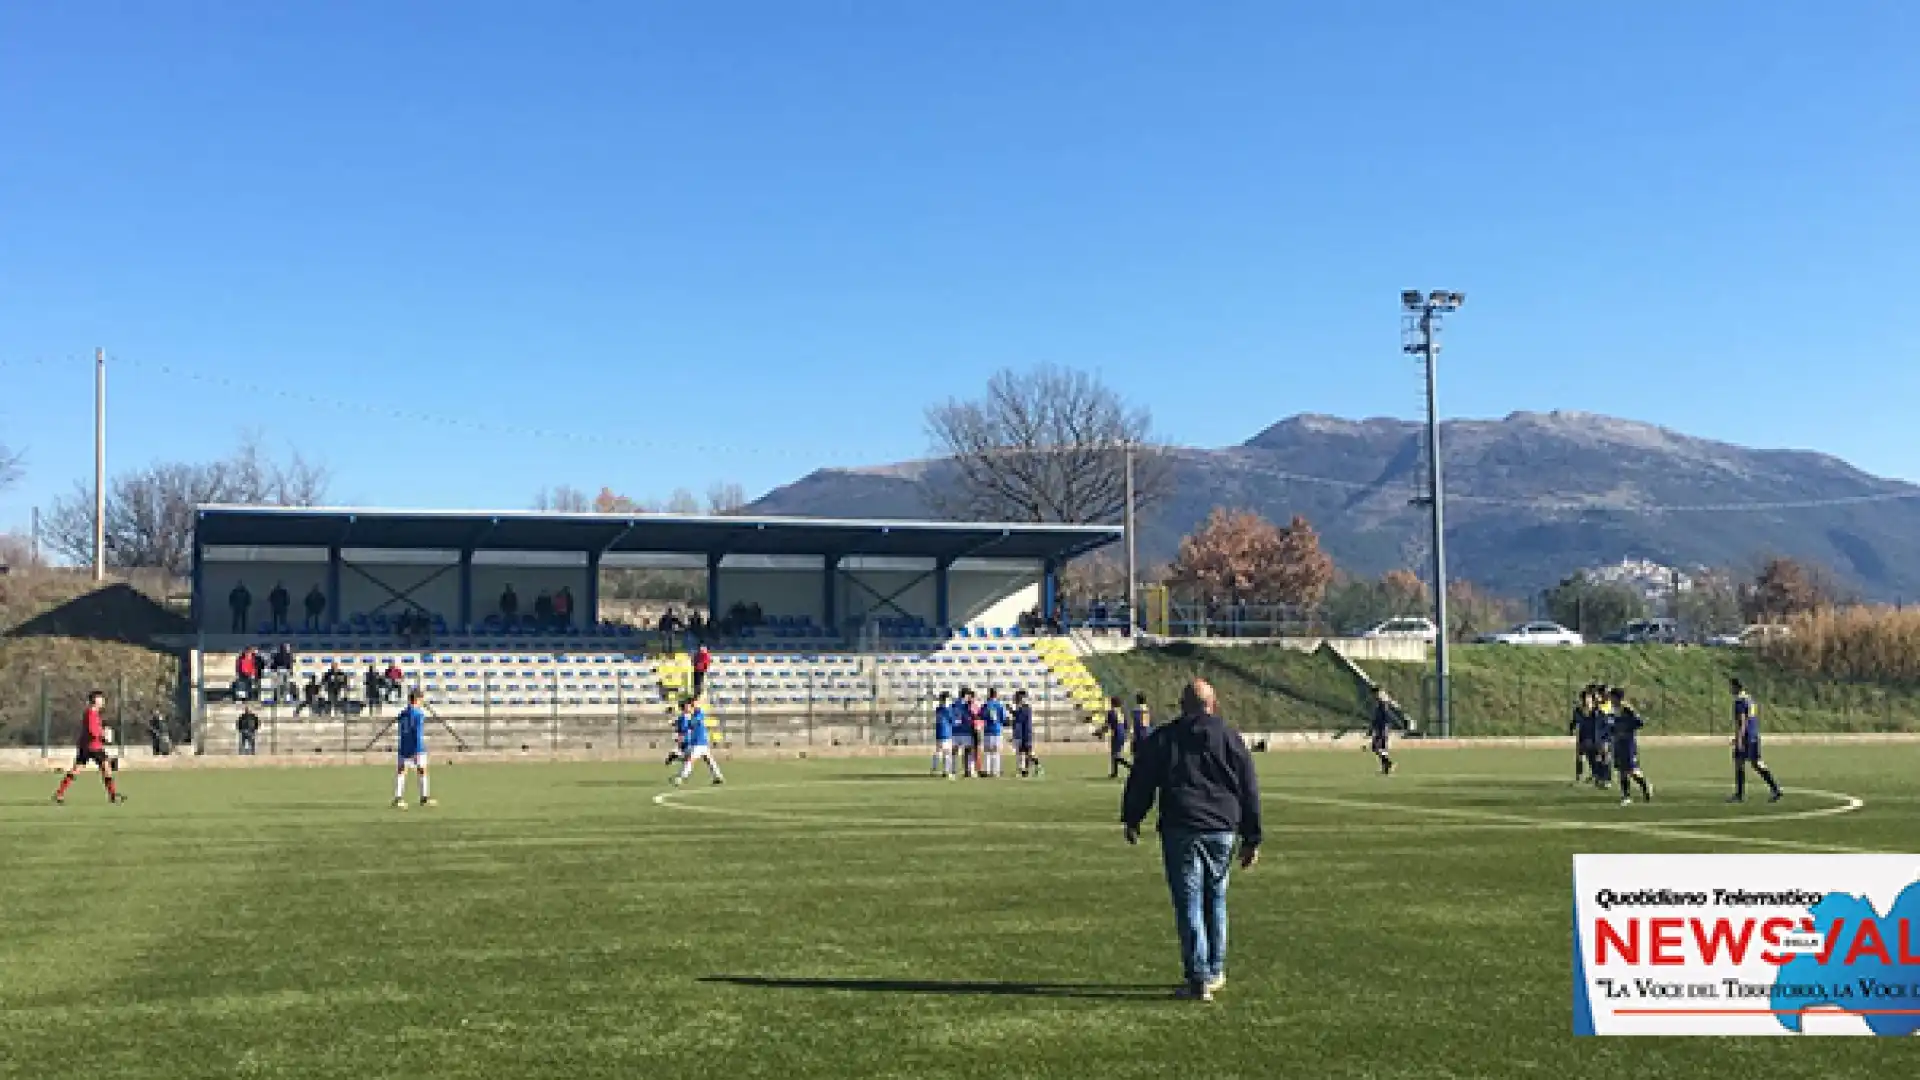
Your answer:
[746,411,1920,600]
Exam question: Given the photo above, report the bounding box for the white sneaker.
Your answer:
[1619,796,1632,806]
[1174,982,1214,1002]
[1205,975,1226,993]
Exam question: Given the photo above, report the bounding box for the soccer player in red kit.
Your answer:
[54,690,126,805]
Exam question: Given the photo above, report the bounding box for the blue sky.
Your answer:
[3,1,1916,533]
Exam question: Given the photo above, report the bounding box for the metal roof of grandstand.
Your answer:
[195,506,1121,562]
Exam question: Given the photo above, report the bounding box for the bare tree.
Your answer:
[706,482,747,516]
[43,441,330,575]
[925,365,1171,523]
[0,440,20,492]
[533,485,592,513]
[655,488,701,515]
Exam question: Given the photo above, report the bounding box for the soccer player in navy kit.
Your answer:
[392,690,436,809]
[930,691,956,779]
[1102,696,1130,779]
[1728,679,1783,803]
[671,698,725,786]
[1368,686,1397,775]
[1608,687,1654,806]
[1011,690,1041,778]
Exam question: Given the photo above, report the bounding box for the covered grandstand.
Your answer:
[190,506,1122,755]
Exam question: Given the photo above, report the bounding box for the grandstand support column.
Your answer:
[326,545,343,629]
[1041,558,1059,623]
[706,551,722,622]
[458,548,473,630]
[823,555,840,635]
[190,525,204,630]
[586,549,601,628]
[934,558,951,628]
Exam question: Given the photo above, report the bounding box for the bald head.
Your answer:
[1181,679,1217,717]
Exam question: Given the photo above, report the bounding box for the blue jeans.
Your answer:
[1161,829,1236,984]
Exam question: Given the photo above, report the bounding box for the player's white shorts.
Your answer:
[683,744,713,762]
[398,753,428,770]
[953,733,975,749]
[984,735,1003,752]
[936,738,955,753]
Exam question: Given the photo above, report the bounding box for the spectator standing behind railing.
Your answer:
[237,708,260,755]
[692,645,712,698]
[229,581,252,634]
[500,585,520,626]
[268,582,291,634]
[363,665,383,713]
[533,591,555,629]
[271,643,295,703]
[553,587,573,629]
[384,661,405,703]
[303,585,327,632]
[323,663,349,715]
[233,647,260,701]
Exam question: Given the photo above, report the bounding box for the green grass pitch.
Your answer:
[2,743,1914,1078]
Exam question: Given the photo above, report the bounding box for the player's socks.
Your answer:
[54,773,75,800]
[1635,775,1652,800]
[1734,765,1746,800]
[394,773,407,800]
[418,774,430,800]
[1756,765,1780,797]
[1574,753,1584,781]
[1619,772,1632,800]
[104,777,119,801]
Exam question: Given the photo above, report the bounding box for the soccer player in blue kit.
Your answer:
[671,698,725,786]
[930,691,956,779]
[1727,679,1783,803]
[392,690,436,809]
[1608,687,1654,806]
[982,688,1009,778]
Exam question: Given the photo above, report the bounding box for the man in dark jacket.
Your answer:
[1121,678,1262,1002]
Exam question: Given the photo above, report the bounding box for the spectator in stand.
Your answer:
[659,607,683,637]
[533,590,555,630]
[553,586,573,630]
[384,660,405,703]
[688,612,707,643]
[323,663,349,715]
[268,582,291,634]
[500,585,520,627]
[303,584,327,632]
[363,664,383,713]
[233,647,261,701]
[300,673,322,716]
[229,581,253,634]
[270,643,295,703]
[237,707,260,755]
[692,644,712,698]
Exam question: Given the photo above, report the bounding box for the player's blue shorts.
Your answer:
[1612,738,1639,772]
[1370,728,1389,752]
[1734,735,1762,762]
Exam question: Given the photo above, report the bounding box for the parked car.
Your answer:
[1361,617,1439,643]
[1708,624,1791,648]
[1479,621,1584,647]
[1605,618,1683,645]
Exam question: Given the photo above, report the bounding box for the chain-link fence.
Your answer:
[1393,666,1920,738]
[188,660,1085,757]
[2,670,191,757]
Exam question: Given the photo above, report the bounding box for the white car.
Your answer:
[1362,617,1439,644]
[1480,621,1583,647]
[1709,624,1791,648]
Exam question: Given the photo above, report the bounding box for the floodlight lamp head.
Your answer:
[1400,289,1424,308]
[1449,291,1466,307]
[1428,289,1449,306]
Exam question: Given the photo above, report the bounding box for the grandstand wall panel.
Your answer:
[715,568,824,625]
[202,559,328,622]
[950,571,1039,627]
[836,568,937,626]
[339,555,462,622]
[469,561,591,623]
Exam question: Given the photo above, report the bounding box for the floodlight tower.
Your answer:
[1401,290,1465,736]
